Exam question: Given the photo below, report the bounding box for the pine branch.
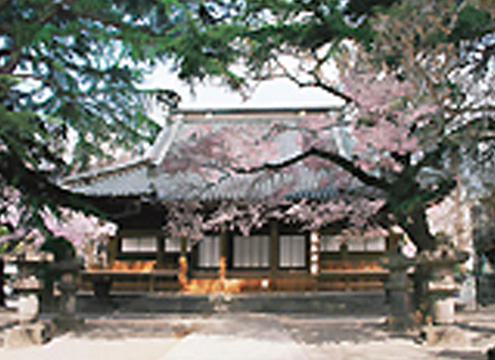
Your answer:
[270,57,355,104]
[0,151,115,218]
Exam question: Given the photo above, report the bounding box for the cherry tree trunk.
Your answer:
[400,206,436,313]
[402,207,435,252]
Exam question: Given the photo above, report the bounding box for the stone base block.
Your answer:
[52,315,85,332]
[386,314,416,332]
[487,346,495,360]
[419,325,469,347]
[3,322,52,348]
[433,298,455,324]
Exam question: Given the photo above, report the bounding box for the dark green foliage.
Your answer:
[40,236,76,261]
[345,0,398,20]
[1,0,493,254]
[0,1,194,228]
[450,4,492,42]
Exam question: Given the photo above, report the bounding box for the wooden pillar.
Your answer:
[107,236,118,269]
[178,236,188,289]
[219,227,227,282]
[180,236,187,255]
[156,233,165,269]
[387,231,402,253]
[340,242,350,291]
[309,230,321,276]
[270,220,279,277]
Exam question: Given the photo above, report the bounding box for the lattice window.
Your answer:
[197,236,220,268]
[233,235,269,268]
[279,235,306,268]
[320,235,385,252]
[121,236,157,253]
[164,238,192,253]
[320,234,341,252]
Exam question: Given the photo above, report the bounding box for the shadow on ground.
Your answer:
[279,315,389,345]
[70,315,203,340]
[435,349,485,360]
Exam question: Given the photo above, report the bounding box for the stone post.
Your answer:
[417,234,468,325]
[52,259,84,331]
[0,256,5,307]
[40,270,55,312]
[6,249,53,312]
[383,251,415,331]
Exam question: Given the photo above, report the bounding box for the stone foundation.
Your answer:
[76,291,388,315]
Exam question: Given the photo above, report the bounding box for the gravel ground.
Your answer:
[279,314,490,360]
[1,311,495,359]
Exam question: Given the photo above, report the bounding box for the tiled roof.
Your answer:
[61,107,350,202]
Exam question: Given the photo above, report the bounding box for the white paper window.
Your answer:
[364,237,386,251]
[198,236,220,268]
[121,236,157,253]
[165,238,192,253]
[233,235,269,268]
[347,239,365,251]
[320,235,341,252]
[279,235,306,268]
[320,235,386,252]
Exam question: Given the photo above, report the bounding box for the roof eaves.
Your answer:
[178,106,343,116]
[61,157,151,188]
[176,106,342,124]
[61,117,185,188]
[146,115,183,166]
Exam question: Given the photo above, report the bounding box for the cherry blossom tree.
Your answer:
[159,0,494,253]
[145,1,494,313]
[154,106,387,242]
[0,187,115,259]
[4,0,492,257]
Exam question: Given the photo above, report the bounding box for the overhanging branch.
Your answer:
[234,146,391,190]
[0,151,129,219]
[312,78,354,104]
[270,57,355,104]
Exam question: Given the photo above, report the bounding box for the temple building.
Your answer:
[61,107,391,295]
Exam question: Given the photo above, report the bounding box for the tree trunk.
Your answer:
[400,206,435,252]
[398,205,435,314]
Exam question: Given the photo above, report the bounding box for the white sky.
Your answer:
[144,65,344,111]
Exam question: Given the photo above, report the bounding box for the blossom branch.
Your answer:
[233,146,391,191]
